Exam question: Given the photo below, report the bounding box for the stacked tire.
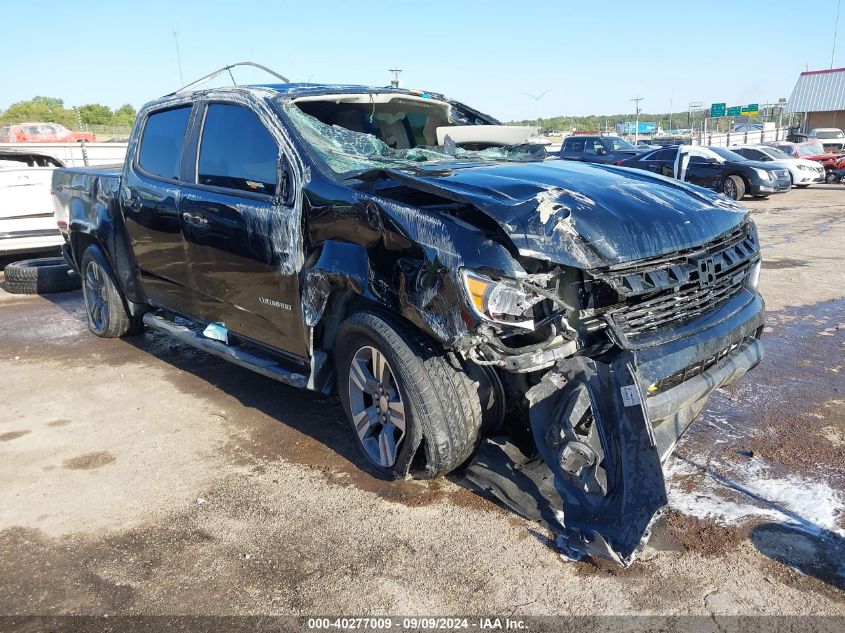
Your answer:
[2,257,81,294]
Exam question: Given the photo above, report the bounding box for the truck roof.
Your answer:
[161,82,448,103]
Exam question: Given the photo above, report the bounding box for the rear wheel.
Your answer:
[81,246,143,338]
[335,310,482,478]
[723,175,746,200]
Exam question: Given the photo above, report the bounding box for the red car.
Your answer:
[767,140,845,176]
[0,123,96,143]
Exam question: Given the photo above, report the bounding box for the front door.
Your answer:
[177,102,308,360]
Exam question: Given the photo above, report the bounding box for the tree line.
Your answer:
[0,96,137,129]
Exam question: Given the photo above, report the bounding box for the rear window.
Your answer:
[197,104,277,195]
[138,107,191,180]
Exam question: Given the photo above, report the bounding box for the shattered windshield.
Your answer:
[281,100,545,176]
[794,141,825,156]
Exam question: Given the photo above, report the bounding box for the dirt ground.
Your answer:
[0,186,844,621]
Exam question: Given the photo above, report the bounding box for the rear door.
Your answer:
[638,148,676,175]
[177,101,308,359]
[122,105,196,315]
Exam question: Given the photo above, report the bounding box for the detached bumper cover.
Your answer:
[466,293,764,565]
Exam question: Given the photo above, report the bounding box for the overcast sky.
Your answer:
[3,0,842,120]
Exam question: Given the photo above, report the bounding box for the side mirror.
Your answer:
[596,147,607,156]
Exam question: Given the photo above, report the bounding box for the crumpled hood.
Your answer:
[385,160,749,269]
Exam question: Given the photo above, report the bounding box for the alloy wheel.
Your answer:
[83,260,109,333]
[347,345,406,467]
[724,178,737,199]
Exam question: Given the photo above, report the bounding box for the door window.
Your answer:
[197,104,278,195]
[565,138,585,152]
[650,148,676,161]
[138,106,192,180]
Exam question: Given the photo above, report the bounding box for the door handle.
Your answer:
[182,211,208,228]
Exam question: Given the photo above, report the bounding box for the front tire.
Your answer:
[81,246,142,338]
[723,175,746,200]
[335,310,482,478]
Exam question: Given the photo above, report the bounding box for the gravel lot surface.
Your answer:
[0,186,843,621]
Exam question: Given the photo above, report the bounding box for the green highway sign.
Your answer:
[727,106,741,116]
[741,103,760,116]
[710,102,726,117]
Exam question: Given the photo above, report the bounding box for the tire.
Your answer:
[335,310,483,479]
[723,175,746,200]
[3,257,81,295]
[80,246,143,338]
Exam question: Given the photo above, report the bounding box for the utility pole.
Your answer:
[630,96,644,144]
[668,92,674,133]
[389,68,402,88]
[172,27,184,86]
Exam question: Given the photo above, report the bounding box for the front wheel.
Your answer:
[335,310,482,478]
[723,175,746,200]
[81,246,143,338]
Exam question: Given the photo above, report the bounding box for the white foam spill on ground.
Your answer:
[666,457,845,538]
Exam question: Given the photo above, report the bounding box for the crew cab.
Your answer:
[620,145,791,199]
[557,135,647,164]
[52,64,765,566]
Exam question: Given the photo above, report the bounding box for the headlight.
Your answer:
[753,168,772,180]
[461,270,543,329]
[798,164,813,171]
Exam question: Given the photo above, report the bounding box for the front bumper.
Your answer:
[794,170,826,184]
[749,179,790,194]
[467,290,765,565]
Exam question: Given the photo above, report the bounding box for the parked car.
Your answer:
[52,67,764,565]
[620,145,791,199]
[0,149,66,254]
[768,140,845,178]
[730,145,825,187]
[807,128,845,153]
[558,135,648,164]
[0,123,96,143]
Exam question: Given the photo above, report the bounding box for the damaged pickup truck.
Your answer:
[52,64,764,565]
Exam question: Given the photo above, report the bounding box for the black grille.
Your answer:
[593,223,759,339]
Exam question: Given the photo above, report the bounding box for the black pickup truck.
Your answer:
[52,65,765,565]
